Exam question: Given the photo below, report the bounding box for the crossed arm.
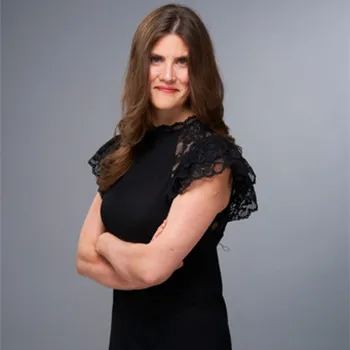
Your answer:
[76,193,150,290]
[76,168,232,289]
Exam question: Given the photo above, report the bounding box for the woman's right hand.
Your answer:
[151,219,184,269]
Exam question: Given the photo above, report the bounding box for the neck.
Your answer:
[151,107,194,127]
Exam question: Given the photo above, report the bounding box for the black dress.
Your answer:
[88,115,258,350]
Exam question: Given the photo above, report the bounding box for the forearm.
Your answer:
[78,255,150,290]
[96,233,153,285]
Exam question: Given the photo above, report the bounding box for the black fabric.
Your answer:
[87,134,121,197]
[87,115,258,350]
[165,117,257,221]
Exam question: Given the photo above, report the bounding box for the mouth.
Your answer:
[155,87,178,93]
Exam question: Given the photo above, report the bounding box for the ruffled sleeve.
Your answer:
[87,135,121,196]
[167,133,258,222]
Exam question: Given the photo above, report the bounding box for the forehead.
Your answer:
[151,34,188,56]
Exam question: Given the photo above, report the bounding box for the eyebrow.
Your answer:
[150,53,188,59]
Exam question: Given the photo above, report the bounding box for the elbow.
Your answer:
[137,247,182,286]
[76,245,97,276]
[76,250,93,276]
[141,271,160,286]
[76,256,87,276]
[140,263,174,287]
[141,271,163,287]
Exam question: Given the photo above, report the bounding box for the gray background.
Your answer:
[2,1,349,350]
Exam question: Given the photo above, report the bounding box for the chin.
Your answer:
[150,100,181,111]
[153,104,179,111]
[150,98,188,111]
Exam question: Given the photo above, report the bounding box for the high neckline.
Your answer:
[151,115,197,132]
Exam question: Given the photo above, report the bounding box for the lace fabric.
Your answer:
[151,115,197,132]
[87,135,121,195]
[166,120,258,222]
[87,116,258,222]
[88,135,121,176]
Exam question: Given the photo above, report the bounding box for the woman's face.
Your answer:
[149,34,190,112]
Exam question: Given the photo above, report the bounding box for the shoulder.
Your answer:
[174,118,243,175]
[87,134,121,176]
[177,117,238,152]
[168,117,258,221]
[93,134,121,155]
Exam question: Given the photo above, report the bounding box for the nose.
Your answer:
[160,62,175,82]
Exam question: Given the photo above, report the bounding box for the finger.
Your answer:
[156,223,165,234]
[151,224,165,242]
[176,261,184,269]
[151,219,168,242]
[156,221,167,234]
[155,225,164,237]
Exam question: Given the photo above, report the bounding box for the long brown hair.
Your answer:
[98,3,235,192]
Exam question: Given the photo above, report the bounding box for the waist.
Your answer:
[114,272,222,311]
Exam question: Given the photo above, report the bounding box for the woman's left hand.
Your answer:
[150,219,167,242]
[150,219,184,269]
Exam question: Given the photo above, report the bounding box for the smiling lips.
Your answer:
[155,86,178,93]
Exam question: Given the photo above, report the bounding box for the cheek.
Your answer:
[178,70,189,88]
[149,66,159,82]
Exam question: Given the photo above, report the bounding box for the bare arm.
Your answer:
[95,221,181,286]
[96,169,232,286]
[76,192,151,290]
[78,254,148,290]
[95,234,155,285]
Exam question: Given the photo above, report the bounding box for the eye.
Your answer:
[177,57,188,66]
[150,55,162,64]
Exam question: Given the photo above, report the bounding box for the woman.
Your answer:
[76,3,258,350]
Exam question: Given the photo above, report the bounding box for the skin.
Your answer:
[95,172,231,286]
[76,194,171,290]
[77,34,232,288]
[148,33,194,126]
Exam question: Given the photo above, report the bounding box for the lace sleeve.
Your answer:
[167,133,258,222]
[87,135,121,196]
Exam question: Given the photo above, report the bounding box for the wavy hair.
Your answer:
[97,3,236,192]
